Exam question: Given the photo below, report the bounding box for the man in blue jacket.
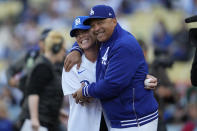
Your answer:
[73,5,158,131]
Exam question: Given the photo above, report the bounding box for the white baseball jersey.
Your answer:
[62,55,102,131]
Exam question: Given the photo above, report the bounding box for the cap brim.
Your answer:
[83,16,107,25]
[70,26,90,37]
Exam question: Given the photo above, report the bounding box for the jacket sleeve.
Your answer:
[191,48,197,86]
[69,41,83,55]
[84,42,148,100]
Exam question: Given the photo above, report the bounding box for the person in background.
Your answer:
[181,86,197,131]
[6,28,51,101]
[19,31,65,131]
[9,29,52,131]
[0,99,13,131]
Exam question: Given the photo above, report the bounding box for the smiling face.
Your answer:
[89,18,117,42]
[75,29,96,51]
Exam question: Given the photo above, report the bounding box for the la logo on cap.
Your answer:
[90,8,94,15]
[109,13,112,16]
[75,18,81,25]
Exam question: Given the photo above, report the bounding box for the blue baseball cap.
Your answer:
[83,5,116,25]
[70,16,91,37]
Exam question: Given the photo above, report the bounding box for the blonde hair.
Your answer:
[44,31,64,53]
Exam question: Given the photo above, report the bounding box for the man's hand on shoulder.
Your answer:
[64,51,82,72]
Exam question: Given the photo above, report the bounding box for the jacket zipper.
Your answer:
[133,88,140,127]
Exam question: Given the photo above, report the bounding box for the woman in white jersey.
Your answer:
[62,16,107,131]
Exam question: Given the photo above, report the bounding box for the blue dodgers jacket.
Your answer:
[81,24,158,128]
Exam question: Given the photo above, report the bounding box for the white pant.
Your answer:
[110,118,158,131]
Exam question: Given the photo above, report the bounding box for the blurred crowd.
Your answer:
[0,0,197,131]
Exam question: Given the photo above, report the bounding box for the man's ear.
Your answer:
[112,18,117,25]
